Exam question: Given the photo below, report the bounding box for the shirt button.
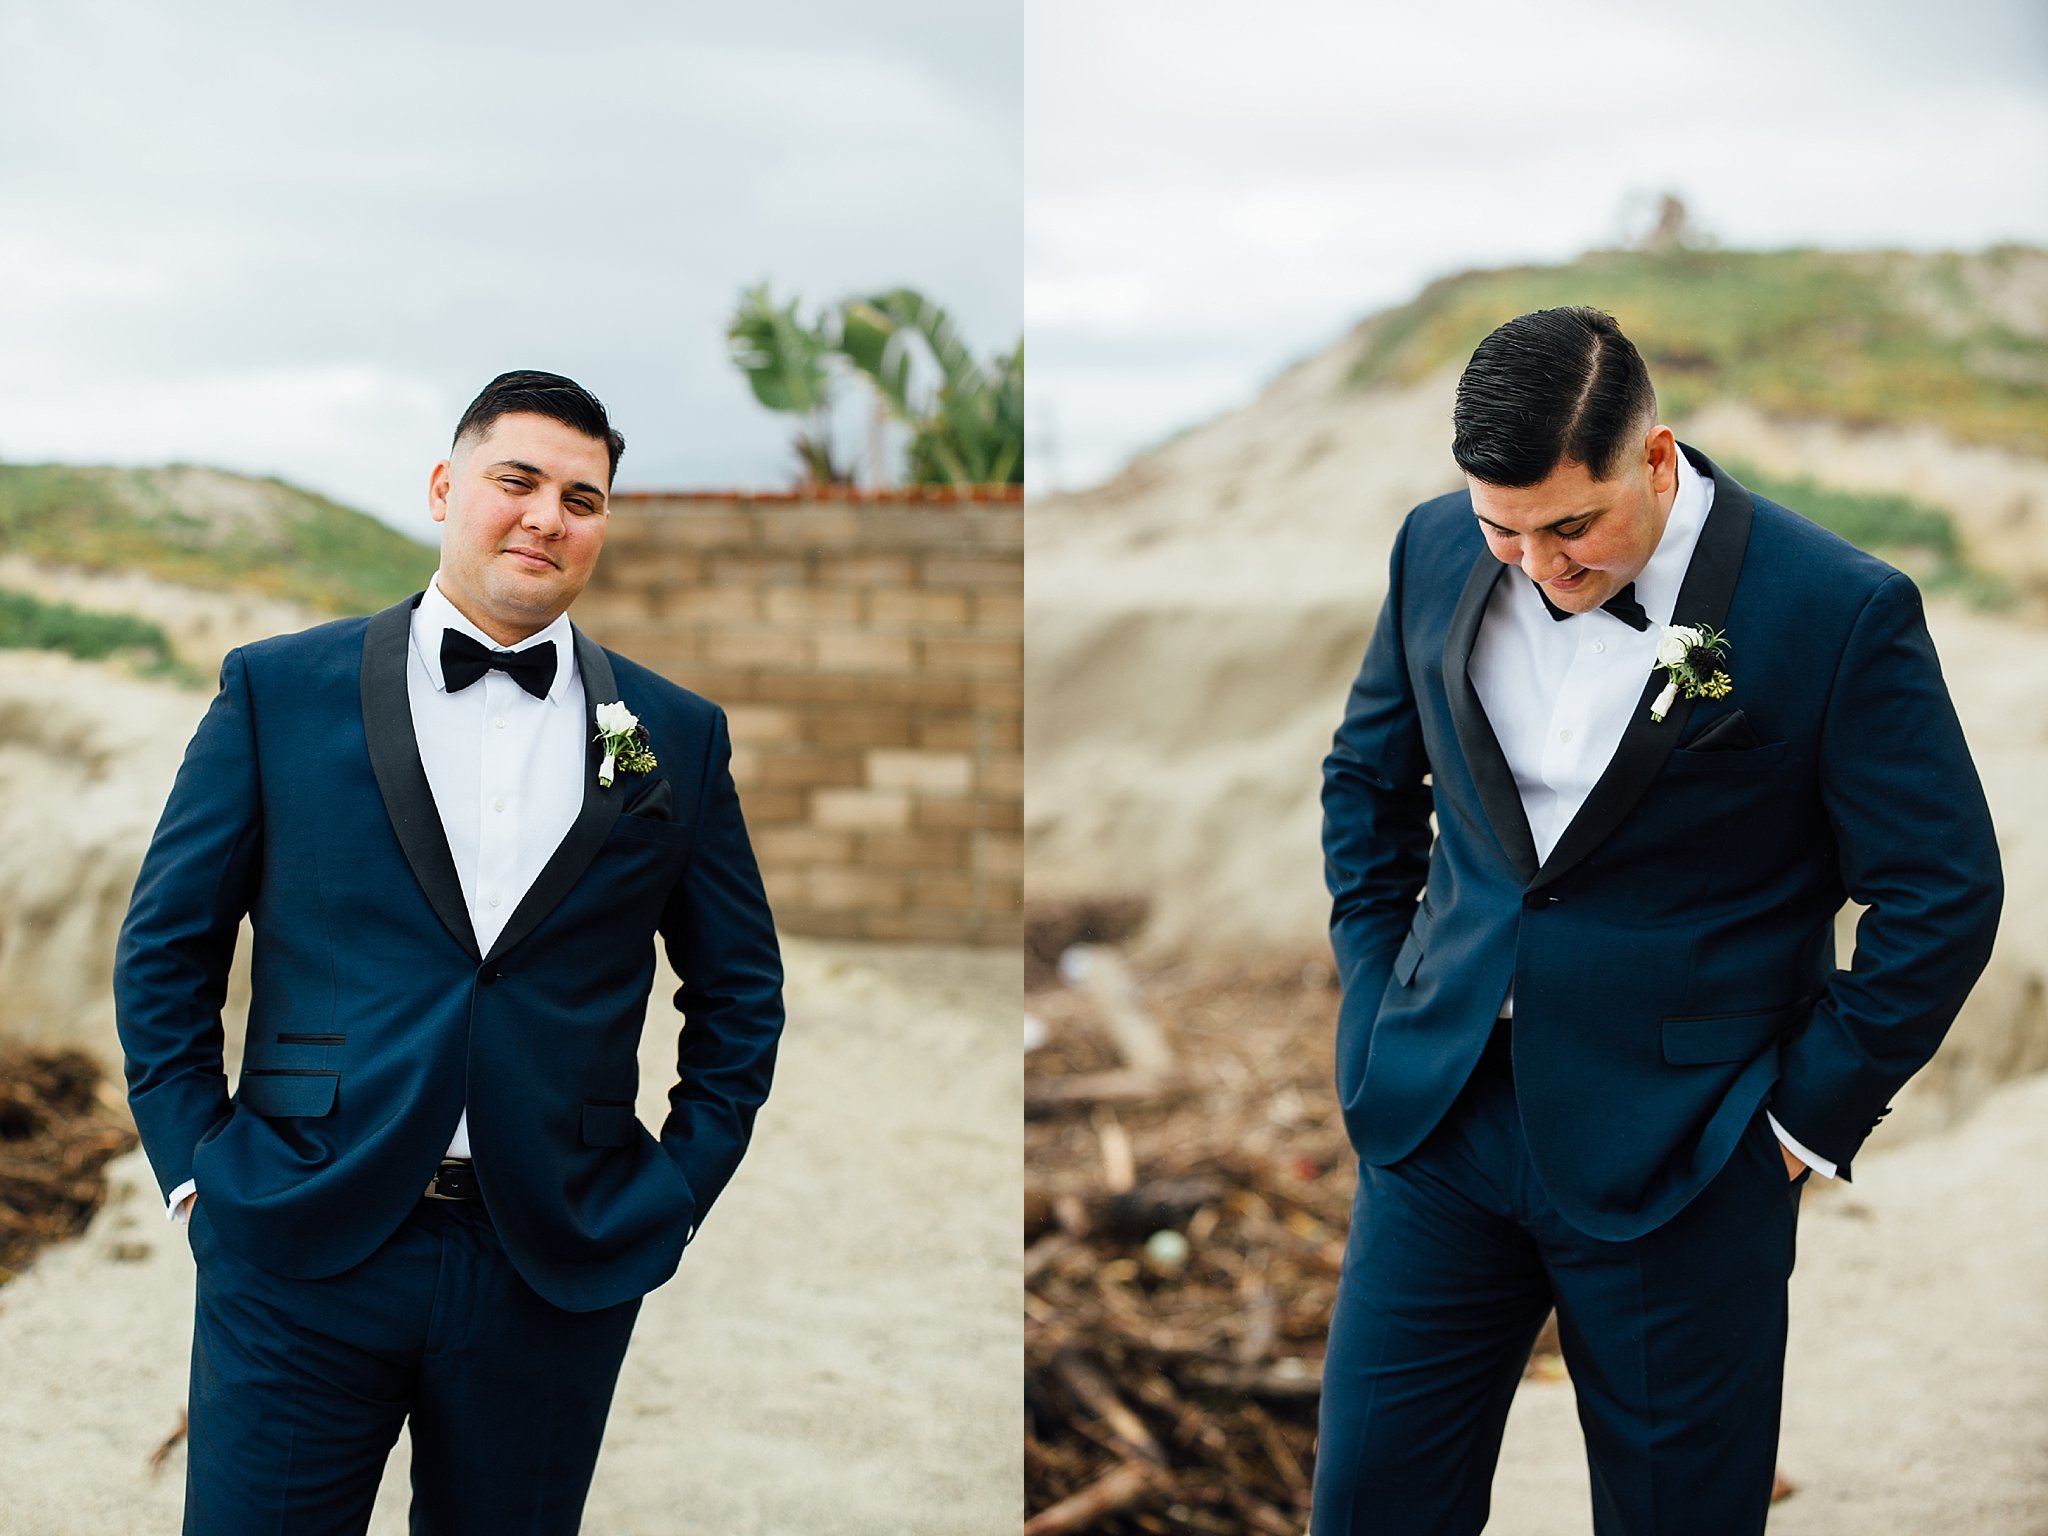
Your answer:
[488,892,502,908]
[1592,639,1607,654]
[494,717,506,730]
[1560,728,1573,742]
[494,799,507,812]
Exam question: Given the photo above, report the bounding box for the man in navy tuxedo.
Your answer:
[116,370,785,1533]
[1312,309,2001,1533]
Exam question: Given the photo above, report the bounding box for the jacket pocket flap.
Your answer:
[1661,1003,1800,1065]
[236,1070,339,1118]
[1392,934,1423,987]
[582,1103,638,1147]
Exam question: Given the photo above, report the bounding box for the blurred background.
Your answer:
[3,0,1019,518]
[0,3,1020,1532]
[1023,3,2048,1532]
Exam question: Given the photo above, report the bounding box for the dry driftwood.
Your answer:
[1024,1458,1158,1536]
[1027,949,1347,1531]
[1025,895,1151,991]
[1026,1068,1190,1117]
[1061,947,1178,1077]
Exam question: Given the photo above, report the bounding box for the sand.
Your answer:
[0,937,1020,1536]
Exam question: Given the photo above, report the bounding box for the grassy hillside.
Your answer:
[1344,246,2048,457]
[0,589,189,679]
[0,463,436,616]
[1729,462,2011,610]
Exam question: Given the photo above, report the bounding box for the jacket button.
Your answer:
[479,967,502,986]
[1523,891,1546,910]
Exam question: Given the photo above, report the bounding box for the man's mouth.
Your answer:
[1548,565,1590,590]
[503,547,556,571]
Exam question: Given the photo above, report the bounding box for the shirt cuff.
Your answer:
[1767,1112,1837,1180]
[166,1179,198,1224]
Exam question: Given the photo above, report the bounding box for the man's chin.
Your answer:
[1542,571,1609,613]
[476,580,571,636]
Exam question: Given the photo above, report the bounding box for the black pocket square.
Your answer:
[621,777,674,821]
[1680,709,1761,752]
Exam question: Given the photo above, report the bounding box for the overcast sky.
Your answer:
[1026,0,2048,492]
[0,0,1020,536]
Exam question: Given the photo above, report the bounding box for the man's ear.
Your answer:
[1643,423,1679,492]
[428,458,454,524]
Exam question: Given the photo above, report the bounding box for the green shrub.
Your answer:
[1344,248,2048,457]
[0,589,192,678]
[0,465,436,616]
[1730,463,2012,609]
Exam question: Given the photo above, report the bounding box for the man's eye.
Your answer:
[1558,523,1589,540]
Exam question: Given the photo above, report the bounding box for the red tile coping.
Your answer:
[611,485,1023,505]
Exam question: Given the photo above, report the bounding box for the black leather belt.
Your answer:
[1477,1014,1515,1072]
[424,1158,480,1201]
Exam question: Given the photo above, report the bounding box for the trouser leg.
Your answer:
[1539,1105,1805,1536]
[184,1196,426,1536]
[405,1200,643,1536]
[1311,1062,1552,1536]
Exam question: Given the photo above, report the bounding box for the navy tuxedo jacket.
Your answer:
[1322,448,2001,1240]
[115,595,784,1312]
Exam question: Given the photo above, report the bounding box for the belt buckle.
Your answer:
[424,1161,471,1201]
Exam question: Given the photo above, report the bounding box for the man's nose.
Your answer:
[1521,540,1568,581]
[523,494,567,535]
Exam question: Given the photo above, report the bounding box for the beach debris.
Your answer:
[148,1408,188,1474]
[0,1046,137,1283]
[1026,937,1578,1533]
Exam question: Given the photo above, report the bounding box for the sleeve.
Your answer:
[114,648,264,1201]
[654,705,786,1235]
[165,1178,198,1222]
[1768,573,2003,1173]
[1766,1113,1835,1180]
[1321,513,1437,1026]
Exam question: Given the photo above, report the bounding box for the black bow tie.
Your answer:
[440,630,557,698]
[1535,580,1651,632]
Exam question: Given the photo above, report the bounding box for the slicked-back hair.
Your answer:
[452,370,626,486]
[1451,307,1656,487]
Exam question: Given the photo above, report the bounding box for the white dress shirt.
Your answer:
[170,573,588,1217]
[1467,452,1835,1179]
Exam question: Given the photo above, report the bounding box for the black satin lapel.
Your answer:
[361,596,480,961]
[1443,550,1539,883]
[1529,446,1756,892]
[485,627,625,965]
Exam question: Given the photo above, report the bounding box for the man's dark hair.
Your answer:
[452,370,626,485]
[1451,307,1656,487]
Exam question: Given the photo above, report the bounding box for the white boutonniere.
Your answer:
[594,700,657,787]
[1649,624,1732,722]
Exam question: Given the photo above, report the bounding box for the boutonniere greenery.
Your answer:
[1650,624,1732,722]
[594,700,657,788]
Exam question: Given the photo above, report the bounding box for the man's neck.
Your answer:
[432,574,560,648]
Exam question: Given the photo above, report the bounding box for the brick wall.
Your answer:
[575,486,1022,945]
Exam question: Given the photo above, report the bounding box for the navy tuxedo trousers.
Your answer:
[1311,1037,1806,1535]
[185,1194,640,1535]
